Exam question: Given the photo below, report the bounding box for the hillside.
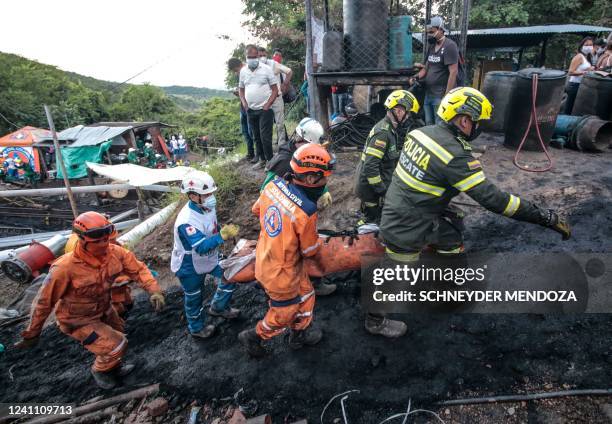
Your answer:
[0,52,231,133]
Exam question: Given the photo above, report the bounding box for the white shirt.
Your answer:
[239,63,278,110]
[260,58,291,90]
[569,54,591,84]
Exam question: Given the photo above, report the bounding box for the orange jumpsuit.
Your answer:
[65,233,134,317]
[252,177,320,339]
[22,242,161,372]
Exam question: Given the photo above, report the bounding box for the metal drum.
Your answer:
[571,72,612,120]
[504,68,566,151]
[480,71,517,133]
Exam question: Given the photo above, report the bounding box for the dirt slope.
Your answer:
[1,135,612,422]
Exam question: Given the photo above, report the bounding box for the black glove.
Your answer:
[372,182,387,196]
[543,209,571,241]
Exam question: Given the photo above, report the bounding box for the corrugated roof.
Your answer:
[57,125,132,147]
[413,24,612,49]
[91,122,175,130]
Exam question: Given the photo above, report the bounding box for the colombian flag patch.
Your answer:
[374,139,387,148]
[467,160,482,170]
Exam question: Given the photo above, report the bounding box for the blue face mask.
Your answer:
[202,195,217,211]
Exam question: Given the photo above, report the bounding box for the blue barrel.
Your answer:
[388,16,412,69]
[553,114,581,138]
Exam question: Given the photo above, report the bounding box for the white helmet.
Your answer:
[180,172,217,195]
[128,147,136,152]
[295,117,324,144]
[145,142,153,148]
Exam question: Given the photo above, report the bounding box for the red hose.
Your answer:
[512,74,554,172]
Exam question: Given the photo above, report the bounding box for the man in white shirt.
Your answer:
[258,47,293,146]
[239,45,279,168]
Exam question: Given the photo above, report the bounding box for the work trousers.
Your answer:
[271,96,286,146]
[61,307,126,372]
[247,108,275,161]
[178,265,236,334]
[240,106,254,158]
[423,94,443,126]
[256,278,315,340]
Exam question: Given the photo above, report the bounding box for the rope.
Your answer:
[512,74,554,172]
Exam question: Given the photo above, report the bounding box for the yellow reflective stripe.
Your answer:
[385,247,420,263]
[365,147,384,159]
[453,171,486,192]
[396,166,445,197]
[367,175,383,184]
[436,246,465,255]
[360,153,366,161]
[502,194,521,217]
[410,130,454,165]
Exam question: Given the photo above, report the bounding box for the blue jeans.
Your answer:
[423,94,443,126]
[240,106,254,158]
[178,265,236,333]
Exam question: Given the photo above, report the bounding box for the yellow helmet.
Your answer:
[384,90,420,114]
[437,87,493,123]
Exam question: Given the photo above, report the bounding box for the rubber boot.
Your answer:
[288,326,323,349]
[191,325,216,339]
[313,278,337,296]
[113,362,135,378]
[238,329,266,358]
[364,314,407,338]
[91,369,117,390]
[208,306,240,319]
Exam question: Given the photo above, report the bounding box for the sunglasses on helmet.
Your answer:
[76,224,115,240]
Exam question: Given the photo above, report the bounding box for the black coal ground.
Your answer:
[1,138,612,422]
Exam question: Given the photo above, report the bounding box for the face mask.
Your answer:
[466,123,482,141]
[581,46,593,55]
[202,195,217,211]
[300,185,326,203]
[427,31,438,44]
[246,58,259,70]
[259,56,267,63]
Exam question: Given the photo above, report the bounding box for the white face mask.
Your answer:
[246,58,259,70]
[582,46,594,55]
[259,56,267,63]
[202,195,216,211]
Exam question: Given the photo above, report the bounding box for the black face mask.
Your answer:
[300,185,326,202]
[427,36,437,44]
[467,123,482,141]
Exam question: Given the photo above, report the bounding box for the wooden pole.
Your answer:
[44,105,79,219]
[423,0,432,63]
[459,0,471,56]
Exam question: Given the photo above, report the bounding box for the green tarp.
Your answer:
[55,141,112,179]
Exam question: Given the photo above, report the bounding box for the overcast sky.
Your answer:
[0,0,255,89]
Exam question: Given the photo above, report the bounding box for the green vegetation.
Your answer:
[0,52,243,153]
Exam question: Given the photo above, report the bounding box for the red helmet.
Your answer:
[290,144,336,178]
[73,211,115,242]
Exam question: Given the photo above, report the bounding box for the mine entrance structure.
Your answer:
[304,0,471,128]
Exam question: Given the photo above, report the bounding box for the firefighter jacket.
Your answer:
[355,115,400,200]
[380,123,549,250]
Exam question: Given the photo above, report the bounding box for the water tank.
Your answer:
[480,71,517,133]
[322,31,344,71]
[571,72,612,120]
[504,68,566,151]
[343,0,388,71]
[388,16,412,70]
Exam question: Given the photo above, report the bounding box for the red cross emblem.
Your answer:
[188,180,195,186]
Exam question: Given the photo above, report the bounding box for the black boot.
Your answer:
[113,362,135,378]
[238,329,266,358]
[91,369,117,390]
[288,326,323,349]
[313,278,337,296]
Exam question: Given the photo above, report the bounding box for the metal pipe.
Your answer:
[117,202,179,249]
[109,208,139,223]
[0,184,178,198]
[305,0,317,118]
[0,219,140,250]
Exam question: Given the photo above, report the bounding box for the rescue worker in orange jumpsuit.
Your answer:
[239,144,335,357]
[15,212,166,389]
[65,229,135,318]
